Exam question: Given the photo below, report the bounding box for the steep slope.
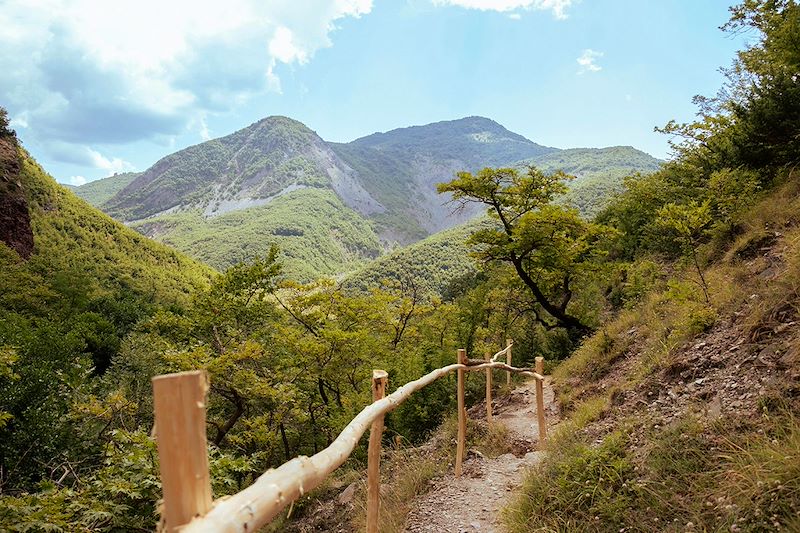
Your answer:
[503,180,800,531]
[104,116,381,222]
[71,171,141,206]
[331,116,556,238]
[0,134,214,506]
[0,136,33,259]
[1,144,213,305]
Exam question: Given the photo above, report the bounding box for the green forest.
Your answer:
[1,0,799,531]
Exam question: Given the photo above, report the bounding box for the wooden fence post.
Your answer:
[152,371,212,532]
[366,370,388,533]
[505,338,513,387]
[534,357,547,444]
[485,350,493,424]
[455,348,466,477]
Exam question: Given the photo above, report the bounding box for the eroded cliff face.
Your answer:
[0,136,33,259]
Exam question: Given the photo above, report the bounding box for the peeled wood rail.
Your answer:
[152,344,547,533]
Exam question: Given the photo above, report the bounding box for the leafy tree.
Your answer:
[0,107,15,138]
[438,166,615,335]
[658,0,800,174]
[657,201,713,302]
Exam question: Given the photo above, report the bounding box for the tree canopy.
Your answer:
[438,166,615,335]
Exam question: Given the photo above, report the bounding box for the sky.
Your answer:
[0,0,749,185]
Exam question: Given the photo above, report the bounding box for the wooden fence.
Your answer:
[151,341,547,532]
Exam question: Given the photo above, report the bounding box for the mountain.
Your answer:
[104,117,382,222]
[90,116,660,279]
[71,172,141,206]
[329,116,555,240]
[345,147,663,297]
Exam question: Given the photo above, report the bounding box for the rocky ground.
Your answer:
[574,240,800,450]
[0,136,33,259]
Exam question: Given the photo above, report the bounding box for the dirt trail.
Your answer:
[404,378,558,533]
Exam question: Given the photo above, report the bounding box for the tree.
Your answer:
[658,0,800,173]
[657,200,713,303]
[0,107,15,138]
[438,166,615,336]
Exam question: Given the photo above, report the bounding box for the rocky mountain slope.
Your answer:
[0,135,33,260]
[330,116,556,238]
[79,116,660,279]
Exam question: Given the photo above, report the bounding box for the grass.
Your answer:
[350,445,449,533]
[503,412,800,533]
[502,429,640,532]
[348,414,459,533]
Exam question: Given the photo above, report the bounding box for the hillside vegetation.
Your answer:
[85,116,659,279]
[526,146,663,218]
[499,1,800,530]
[1,1,797,531]
[70,172,141,206]
[0,128,214,527]
[344,218,494,297]
[9,149,212,304]
[131,188,382,280]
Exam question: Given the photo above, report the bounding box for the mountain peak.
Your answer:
[250,115,312,130]
[351,116,526,146]
[233,115,319,143]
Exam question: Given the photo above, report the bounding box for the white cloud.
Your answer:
[199,116,212,141]
[87,148,135,173]
[69,175,87,186]
[432,0,573,19]
[9,114,28,129]
[577,48,603,74]
[0,0,373,151]
[269,26,308,65]
[508,13,522,19]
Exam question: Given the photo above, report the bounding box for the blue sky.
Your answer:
[0,0,748,185]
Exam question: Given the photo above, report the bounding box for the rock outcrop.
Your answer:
[0,136,33,259]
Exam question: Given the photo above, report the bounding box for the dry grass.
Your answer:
[351,447,447,533]
[504,411,800,533]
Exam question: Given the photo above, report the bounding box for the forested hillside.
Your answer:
[0,120,216,529]
[526,146,663,217]
[70,172,141,206]
[130,187,383,278]
[344,218,494,297]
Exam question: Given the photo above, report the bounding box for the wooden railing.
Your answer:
[151,341,547,532]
